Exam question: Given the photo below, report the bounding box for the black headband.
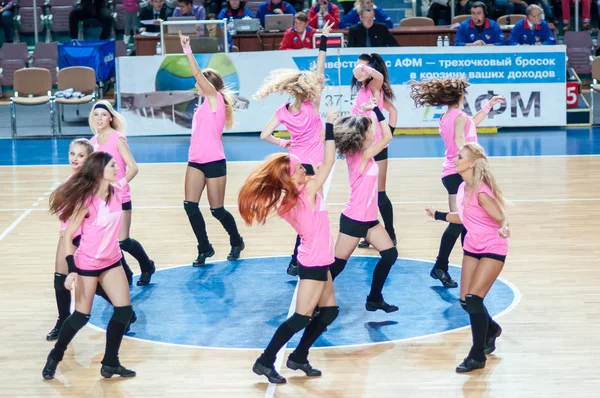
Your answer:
[102,152,114,166]
[94,103,112,116]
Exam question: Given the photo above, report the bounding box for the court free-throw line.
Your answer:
[0,210,32,242]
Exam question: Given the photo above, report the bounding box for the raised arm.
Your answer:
[471,96,504,126]
[179,31,217,99]
[306,107,338,197]
[313,21,334,109]
[362,99,392,160]
[260,113,289,149]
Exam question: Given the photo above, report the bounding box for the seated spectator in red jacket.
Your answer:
[307,0,340,29]
[279,12,316,50]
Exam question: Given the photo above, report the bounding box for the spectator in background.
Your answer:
[0,0,14,43]
[348,6,398,47]
[453,2,504,46]
[204,12,233,51]
[173,0,206,35]
[427,0,471,26]
[279,11,315,50]
[218,0,254,20]
[340,0,392,29]
[256,0,296,28]
[562,0,590,30]
[123,0,140,44]
[495,0,527,16]
[69,0,113,40]
[307,0,340,29]
[338,0,355,15]
[507,4,555,45]
[138,0,173,33]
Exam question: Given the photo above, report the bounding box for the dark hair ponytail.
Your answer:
[350,53,396,102]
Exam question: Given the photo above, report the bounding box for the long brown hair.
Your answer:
[49,151,114,221]
[463,143,508,210]
[351,53,395,102]
[409,77,469,107]
[238,153,299,225]
[333,115,372,157]
[202,68,235,130]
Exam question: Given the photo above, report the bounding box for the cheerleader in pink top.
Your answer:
[238,108,340,384]
[330,99,398,313]
[179,31,244,266]
[351,53,398,249]
[410,77,504,288]
[89,100,154,287]
[44,152,136,380]
[426,142,510,373]
[254,21,334,277]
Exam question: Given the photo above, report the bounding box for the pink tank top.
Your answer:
[189,91,226,164]
[90,130,131,203]
[351,86,385,145]
[74,186,124,271]
[439,108,477,178]
[59,175,82,238]
[456,182,508,256]
[276,101,324,165]
[342,152,379,222]
[279,186,334,267]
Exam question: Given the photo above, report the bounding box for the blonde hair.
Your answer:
[70,138,94,155]
[253,69,324,104]
[88,100,127,135]
[463,142,508,210]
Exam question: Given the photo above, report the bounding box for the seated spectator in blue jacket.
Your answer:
[454,2,505,46]
[204,13,233,52]
[507,5,555,45]
[218,0,254,20]
[256,0,296,28]
[339,0,393,29]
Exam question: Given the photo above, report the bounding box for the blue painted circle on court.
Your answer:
[89,256,516,349]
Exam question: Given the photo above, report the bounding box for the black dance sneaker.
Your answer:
[46,319,63,341]
[137,260,155,286]
[252,360,286,384]
[125,310,137,334]
[42,354,59,380]
[227,238,245,261]
[365,298,399,313]
[193,245,215,267]
[456,357,486,373]
[286,358,322,376]
[430,267,458,288]
[100,364,136,378]
[484,325,502,354]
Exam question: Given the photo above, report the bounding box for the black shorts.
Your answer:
[301,163,315,176]
[122,200,132,211]
[339,213,379,238]
[76,260,123,277]
[72,235,81,247]
[297,262,330,281]
[442,173,463,195]
[464,250,506,263]
[374,147,388,162]
[188,159,227,178]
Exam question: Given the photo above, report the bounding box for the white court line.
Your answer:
[0,210,32,242]
[265,162,336,397]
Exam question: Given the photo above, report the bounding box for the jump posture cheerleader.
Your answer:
[179,31,245,265]
[47,139,137,341]
[350,53,398,248]
[89,100,155,286]
[43,151,135,380]
[426,143,509,372]
[409,77,503,287]
[330,100,398,313]
[254,21,333,276]
[238,108,339,384]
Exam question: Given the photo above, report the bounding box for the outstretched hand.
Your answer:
[425,206,436,219]
[322,20,334,37]
[179,31,190,48]
[360,96,378,112]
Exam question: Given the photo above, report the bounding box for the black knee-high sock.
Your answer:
[290,235,301,264]
[51,311,90,361]
[184,201,211,252]
[211,207,242,246]
[465,295,488,362]
[377,191,395,241]
[120,238,153,272]
[54,273,71,322]
[368,247,397,302]
[102,306,133,367]
[485,307,499,335]
[258,313,311,368]
[289,306,339,363]
[329,257,348,281]
[434,223,464,271]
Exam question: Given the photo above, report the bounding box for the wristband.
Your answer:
[434,211,448,221]
[66,255,78,274]
[482,102,493,113]
[118,177,128,187]
[183,45,192,54]
[373,107,385,122]
[325,123,334,141]
[389,124,395,134]
[319,35,328,52]
[277,138,288,148]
